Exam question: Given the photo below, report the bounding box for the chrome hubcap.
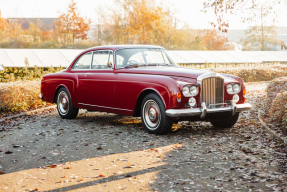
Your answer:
[149,108,156,121]
[58,91,69,115]
[143,100,161,130]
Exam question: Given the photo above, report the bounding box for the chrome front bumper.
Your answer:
[165,102,252,118]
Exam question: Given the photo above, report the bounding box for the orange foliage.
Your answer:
[56,0,91,45]
[0,17,8,33]
[128,0,167,44]
[200,29,229,50]
[40,31,52,43]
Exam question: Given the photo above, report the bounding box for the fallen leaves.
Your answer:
[64,167,72,169]
[5,151,13,154]
[95,174,105,178]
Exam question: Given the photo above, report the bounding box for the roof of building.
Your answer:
[0,49,286,67]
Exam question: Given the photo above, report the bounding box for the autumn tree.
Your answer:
[239,2,278,51]
[201,29,230,50]
[0,17,8,40]
[56,0,91,46]
[5,20,25,45]
[203,0,287,32]
[241,26,277,51]
[127,0,168,44]
[27,22,41,46]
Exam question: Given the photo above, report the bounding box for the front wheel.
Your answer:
[141,93,173,135]
[56,87,79,119]
[210,112,240,128]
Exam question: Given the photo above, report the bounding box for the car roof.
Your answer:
[85,45,165,51]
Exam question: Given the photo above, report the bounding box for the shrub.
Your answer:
[265,77,287,132]
[0,80,49,113]
[214,65,287,82]
[0,58,63,82]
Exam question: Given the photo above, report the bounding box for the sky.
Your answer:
[0,0,286,29]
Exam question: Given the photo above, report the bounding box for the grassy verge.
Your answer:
[0,80,50,114]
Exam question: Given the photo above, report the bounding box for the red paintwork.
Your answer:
[41,45,246,116]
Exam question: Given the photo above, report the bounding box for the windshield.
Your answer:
[115,48,177,68]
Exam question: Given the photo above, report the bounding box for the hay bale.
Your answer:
[269,91,287,131]
[266,77,287,112]
[266,77,287,132]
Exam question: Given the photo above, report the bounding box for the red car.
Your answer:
[40,45,251,134]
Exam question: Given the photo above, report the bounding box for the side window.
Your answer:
[92,51,113,69]
[72,52,92,70]
[116,55,124,68]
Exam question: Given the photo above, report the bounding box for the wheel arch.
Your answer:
[133,88,166,117]
[53,84,72,103]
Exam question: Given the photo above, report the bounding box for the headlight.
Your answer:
[227,84,233,94]
[189,97,197,107]
[190,86,198,96]
[182,85,198,97]
[227,83,241,94]
[182,86,190,97]
[233,84,241,93]
[233,94,239,103]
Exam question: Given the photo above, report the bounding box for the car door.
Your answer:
[71,51,93,104]
[77,50,115,109]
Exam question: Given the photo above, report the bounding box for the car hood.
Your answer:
[123,66,208,79]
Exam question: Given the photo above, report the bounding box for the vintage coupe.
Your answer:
[40,45,251,134]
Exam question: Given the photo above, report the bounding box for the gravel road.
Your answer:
[0,81,286,192]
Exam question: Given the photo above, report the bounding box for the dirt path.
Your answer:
[0,81,286,191]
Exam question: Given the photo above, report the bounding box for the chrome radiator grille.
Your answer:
[201,77,224,106]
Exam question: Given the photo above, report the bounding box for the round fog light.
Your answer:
[233,94,239,103]
[188,97,197,107]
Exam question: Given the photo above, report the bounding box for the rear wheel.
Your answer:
[141,93,173,135]
[56,87,79,119]
[210,112,240,128]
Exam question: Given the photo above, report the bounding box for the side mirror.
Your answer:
[0,64,4,71]
[107,62,113,68]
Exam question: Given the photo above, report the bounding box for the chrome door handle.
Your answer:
[85,73,93,77]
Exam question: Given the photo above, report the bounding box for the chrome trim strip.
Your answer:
[71,50,114,71]
[78,103,133,112]
[197,72,224,83]
[166,103,252,118]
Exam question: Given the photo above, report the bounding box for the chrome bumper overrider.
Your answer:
[39,94,43,100]
[165,102,252,118]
